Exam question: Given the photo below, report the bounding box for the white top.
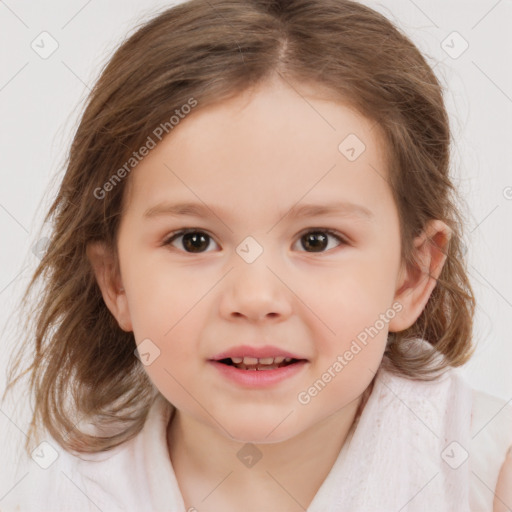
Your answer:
[2,363,511,511]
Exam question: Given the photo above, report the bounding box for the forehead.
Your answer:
[122,79,393,223]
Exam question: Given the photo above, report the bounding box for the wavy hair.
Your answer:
[3,0,475,456]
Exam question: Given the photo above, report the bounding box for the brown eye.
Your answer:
[164,230,218,253]
[301,232,328,252]
[163,228,347,254]
[297,229,347,253]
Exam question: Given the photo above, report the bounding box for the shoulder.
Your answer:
[494,446,512,512]
[1,431,146,511]
[0,441,101,512]
[471,387,512,454]
[469,387,512,512]
[1,395,172,512]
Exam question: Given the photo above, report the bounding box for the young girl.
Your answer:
[2,0,511,510]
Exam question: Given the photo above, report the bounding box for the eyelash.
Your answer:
[162,228,349,254]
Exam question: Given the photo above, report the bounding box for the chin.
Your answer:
[218,415,303,445]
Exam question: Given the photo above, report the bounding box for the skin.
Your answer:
[88,76,451,511]
[494,447,512,511]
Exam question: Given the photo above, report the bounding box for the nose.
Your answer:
[218,257,293,322]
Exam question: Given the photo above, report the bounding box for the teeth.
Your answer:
[229,355,296,367]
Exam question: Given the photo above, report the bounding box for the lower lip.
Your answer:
[209,360,308,388]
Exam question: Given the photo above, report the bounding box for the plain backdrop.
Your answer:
[1,0,511,493]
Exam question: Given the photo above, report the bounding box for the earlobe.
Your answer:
[388,220,451,332]
[86,241,133,332]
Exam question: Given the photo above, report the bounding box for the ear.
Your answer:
[388,219,451,332]
[86,241,133,332]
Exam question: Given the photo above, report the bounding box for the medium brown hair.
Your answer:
[3,0,476,456]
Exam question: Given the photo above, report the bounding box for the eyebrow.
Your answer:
[143,200,375,222]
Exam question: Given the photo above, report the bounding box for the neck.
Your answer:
[167,385,372,511]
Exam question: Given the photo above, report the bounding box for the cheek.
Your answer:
[124,260,205,339]
[294,256,397,381]
[131,300,206,411]
[141,359,197,414]
[300,257,398,333]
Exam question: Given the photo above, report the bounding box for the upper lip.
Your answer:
[210,345,307,361]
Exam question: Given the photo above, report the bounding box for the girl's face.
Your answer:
[98,78,431,442]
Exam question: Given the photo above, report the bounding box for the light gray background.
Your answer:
[1,0,511,492]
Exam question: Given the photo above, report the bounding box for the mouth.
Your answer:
[216,356,305,371]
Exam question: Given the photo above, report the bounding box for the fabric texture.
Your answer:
[3,341,511,511]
